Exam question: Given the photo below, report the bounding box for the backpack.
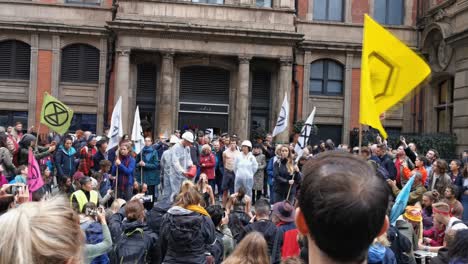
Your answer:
[387,225,412,264]
[114,228,149,264]
[85,222,110,264]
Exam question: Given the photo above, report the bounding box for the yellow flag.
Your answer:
[40,92,74,135]
[360,14,431,138]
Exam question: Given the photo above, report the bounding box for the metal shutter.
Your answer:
[251,71,271,111]
[180,66,230,104]
[251,71,271,132]
[136,64,157,110]
[61,44,99,83]
[0,40,31,80]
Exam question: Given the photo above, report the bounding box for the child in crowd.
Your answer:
[11,165,28,184]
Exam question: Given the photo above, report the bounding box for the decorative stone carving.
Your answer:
[116,49,131,57]
[238,56,251,64]
[437,39,453,71]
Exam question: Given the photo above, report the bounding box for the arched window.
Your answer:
[61,44,99,83]
[309,59,343,96]
[374,0,404,25]
[313,0,344,22]
[0,40,31,80]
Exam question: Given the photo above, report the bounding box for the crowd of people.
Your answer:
[0,120,468,264]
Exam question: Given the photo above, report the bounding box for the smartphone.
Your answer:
[400,136,405,142]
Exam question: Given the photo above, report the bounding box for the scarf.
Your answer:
[142,146,153,162]
[186,204,210,217]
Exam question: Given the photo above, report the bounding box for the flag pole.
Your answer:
[358,124,363,155]
[286,178,294,202]
[35,123,41,151]
[140,151,143,186]
[114,147,120,199]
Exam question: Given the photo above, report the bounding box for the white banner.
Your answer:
[106,96,123,152]
[131,106,145,154]
[294,107,317,160]
[272,92,289,137]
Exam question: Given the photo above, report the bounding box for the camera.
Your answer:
[5,184,23,195]
[140,195,153,203]
[85,207,103,217]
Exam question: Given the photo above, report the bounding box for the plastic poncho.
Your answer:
[167,142,193,201]
[234,152,258,198]
[160,148,174,202]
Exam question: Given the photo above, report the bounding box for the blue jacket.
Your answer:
[111,155,136,187]
[368,244,397,264]
[267,157,278,186]
[93,151,107,172]
[55,146,77,178]
[136,146,160,186]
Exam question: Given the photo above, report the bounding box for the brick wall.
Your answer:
[352,0,369,23]
[296,65,304,120]
[297,0,308,20]
[35,50,53,131]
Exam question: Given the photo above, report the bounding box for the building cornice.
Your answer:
[107,20,303,46]
[0,20,108,36]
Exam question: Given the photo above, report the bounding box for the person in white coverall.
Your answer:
[234,140,258,198]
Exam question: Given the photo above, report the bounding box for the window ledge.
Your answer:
[308,94,344,99]
[0,78,29,83]
[0,0,111,10]
[60,82,99,87]
[297,19,416,30]
[126,0,294,13]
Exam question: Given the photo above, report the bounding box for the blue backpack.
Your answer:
[85,222,110,264]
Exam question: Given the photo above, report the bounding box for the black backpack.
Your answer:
[114,228,150,264]
[387,225,412,264]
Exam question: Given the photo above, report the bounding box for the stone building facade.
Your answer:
[0,0,467,152]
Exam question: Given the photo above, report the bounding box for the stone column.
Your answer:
[236,56,251,141]
[453,45,468,154]
[343,53,353,144]
[51,35,60,98]
[276,57,292,143]
[97,38,107,134]
[158,51,175,137]
[115,49,131,134]
[27,34,39,129]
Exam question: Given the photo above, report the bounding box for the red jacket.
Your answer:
[199,153,216,180]
[277,221,300,259]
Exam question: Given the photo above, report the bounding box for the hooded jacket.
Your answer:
[18,134,52,166]
[55,146,77,178]
[368,244,397,264]
[430,247,449,264]
[114,220,160,264]
[147,199,172,236]
[159,206,216,264]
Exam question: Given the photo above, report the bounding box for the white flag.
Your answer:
[294,107,316,160]
[131,106,145,154]
[272,93,289,137]
[106,96,123,152]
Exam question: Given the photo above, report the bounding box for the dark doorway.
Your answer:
[178,66,230,134]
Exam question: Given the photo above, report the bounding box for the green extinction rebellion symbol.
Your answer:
[44,102,70,127]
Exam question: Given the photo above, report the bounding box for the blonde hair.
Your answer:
[0,196,83,264]
[374,232,390,247]
[223,232,269,264]
[280,146,295,175]
[175,180,201,208]
[202,144,211,153]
